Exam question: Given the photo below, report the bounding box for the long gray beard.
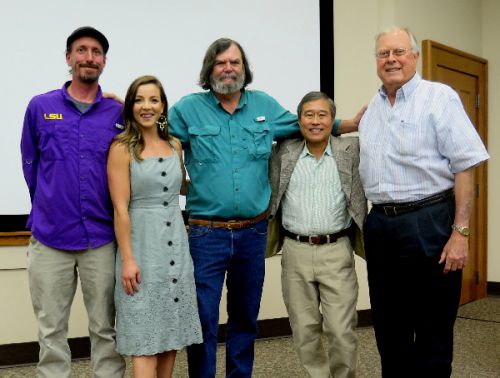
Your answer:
[211,73,245,94]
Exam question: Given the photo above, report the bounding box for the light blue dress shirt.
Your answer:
[169,89,299,218]
[359,73,489,203]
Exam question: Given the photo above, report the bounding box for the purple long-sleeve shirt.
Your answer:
[21,82,123,250]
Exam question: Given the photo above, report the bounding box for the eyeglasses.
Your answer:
[375,47,409,59]
[302,111,330,121]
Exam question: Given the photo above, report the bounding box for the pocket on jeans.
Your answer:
[188,225,211,238]
[251,219,269,236]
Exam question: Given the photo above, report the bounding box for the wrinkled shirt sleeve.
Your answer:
[436,92,489,173]
[266,95,300,140]
[21,102,39,203]
[169,105,190,146]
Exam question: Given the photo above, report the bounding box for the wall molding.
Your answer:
[0,310,372,368]
[488,281,500,296]
[3,286,498,367]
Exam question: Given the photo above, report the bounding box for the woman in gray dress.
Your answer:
[107,75,202,377]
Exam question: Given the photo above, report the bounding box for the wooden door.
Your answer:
[422,40,488,305]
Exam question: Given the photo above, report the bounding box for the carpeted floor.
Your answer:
[1,297,499,377]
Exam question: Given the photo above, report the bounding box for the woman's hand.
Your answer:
[121,258,141,296]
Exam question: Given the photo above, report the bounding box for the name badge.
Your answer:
[255,116,266,122]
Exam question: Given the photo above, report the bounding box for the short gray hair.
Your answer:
[375,26,419,54]
[297,91,336,118]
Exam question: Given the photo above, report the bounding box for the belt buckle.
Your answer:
[226,219,237,230]
[384,206,397,216]
[308,235,319,245]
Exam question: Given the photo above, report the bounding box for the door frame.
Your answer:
[422,39,489,301]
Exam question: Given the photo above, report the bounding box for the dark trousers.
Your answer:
[364,198,462,378]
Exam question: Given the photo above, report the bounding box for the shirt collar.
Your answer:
[378,71,421,100]
[300,140,332,159]
[62,81,103,104]
[209,89,247,110]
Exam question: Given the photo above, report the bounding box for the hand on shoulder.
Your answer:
[171,136,182,150]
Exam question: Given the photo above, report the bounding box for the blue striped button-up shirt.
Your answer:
[359,73,489,203]
[281,144,351,236]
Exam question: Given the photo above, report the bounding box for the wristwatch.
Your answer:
[452,224,470,236]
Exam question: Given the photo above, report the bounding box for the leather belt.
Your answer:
[188,211,268,230]
[372,188,454,217]
[284,228,350,245]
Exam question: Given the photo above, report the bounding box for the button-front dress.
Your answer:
[115,148,202,355]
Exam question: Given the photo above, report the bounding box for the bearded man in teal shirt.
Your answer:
[168,38,361,377]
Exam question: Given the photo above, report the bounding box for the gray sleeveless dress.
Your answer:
[115,149,202,356]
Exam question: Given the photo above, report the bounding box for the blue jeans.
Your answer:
[187,218,268,378]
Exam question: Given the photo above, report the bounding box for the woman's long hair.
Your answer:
[115,75,169,161]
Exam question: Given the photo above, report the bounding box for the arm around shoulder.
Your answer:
[336,105,367,135]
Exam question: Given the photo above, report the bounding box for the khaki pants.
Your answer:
[27,238,125,378]
[281,236,358,378]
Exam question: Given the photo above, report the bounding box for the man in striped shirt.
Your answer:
[359,27,489,377]
[267,91,367,377]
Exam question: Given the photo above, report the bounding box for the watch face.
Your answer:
[453,224,470,236]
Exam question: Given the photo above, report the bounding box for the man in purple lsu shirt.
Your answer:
[20,26,125,378]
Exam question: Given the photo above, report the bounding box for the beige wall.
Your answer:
[1,0,498,347]
[482,0,500,282]
[0,246,89,344]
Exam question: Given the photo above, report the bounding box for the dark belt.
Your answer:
[372,188,454,216]
[188,211,268,230]
[284,228,350,245]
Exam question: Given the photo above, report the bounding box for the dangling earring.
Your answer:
[157,115,167,132]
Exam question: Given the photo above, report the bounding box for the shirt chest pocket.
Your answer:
[396,121,425,158]
[242,122,272,160]
[38,121,70,160]
[188,124,221,163]
[90,129,115,162]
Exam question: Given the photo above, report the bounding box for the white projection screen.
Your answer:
[0,0,328,227]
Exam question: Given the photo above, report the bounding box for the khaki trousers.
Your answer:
[27,238,125,378]
[281,236,358,378]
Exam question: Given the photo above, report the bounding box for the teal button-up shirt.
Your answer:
[169,89,299,218]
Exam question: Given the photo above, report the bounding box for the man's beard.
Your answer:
[70,64,101,83]
[79,72,99,83]
[211,72,245,94]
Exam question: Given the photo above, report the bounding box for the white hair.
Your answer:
[375,26,419,53]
